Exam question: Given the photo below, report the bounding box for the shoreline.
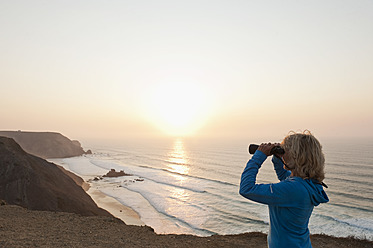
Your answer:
[53,159,145,226]
[86,186,145,226]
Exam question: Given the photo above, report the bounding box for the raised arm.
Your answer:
[239,150,267,197]
[272,155,291,181]
[239,149,299,207]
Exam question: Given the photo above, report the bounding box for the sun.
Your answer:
[146,81,211,136]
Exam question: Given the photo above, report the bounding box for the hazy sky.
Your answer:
[1,0,372,141]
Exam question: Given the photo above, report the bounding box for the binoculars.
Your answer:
[248,144,285,155]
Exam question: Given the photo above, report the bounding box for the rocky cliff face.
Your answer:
[0,136,111,217]
[0,131,87,159]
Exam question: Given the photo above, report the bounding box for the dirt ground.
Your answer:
[0,205,372,248]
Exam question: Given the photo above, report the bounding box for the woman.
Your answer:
[239,131,329,248]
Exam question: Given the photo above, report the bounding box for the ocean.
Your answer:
[52,137,373,240]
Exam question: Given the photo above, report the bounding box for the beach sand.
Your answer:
[55,160,144,226]
[87,187,144,226]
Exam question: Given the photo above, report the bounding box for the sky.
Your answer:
[1,0,372,142]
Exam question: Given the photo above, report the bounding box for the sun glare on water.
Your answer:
[146,82,211,136]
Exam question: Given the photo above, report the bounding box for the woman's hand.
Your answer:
[258,143,277,156]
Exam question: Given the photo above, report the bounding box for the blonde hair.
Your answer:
[281,130,325,182]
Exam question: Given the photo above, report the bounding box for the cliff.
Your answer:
[0,136,111,216]
[0,131,88,159]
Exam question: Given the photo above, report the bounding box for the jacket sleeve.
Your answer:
[239,151,303,207]
[271,155,291,181]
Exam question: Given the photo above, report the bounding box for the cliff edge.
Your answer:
[0,131,88,159]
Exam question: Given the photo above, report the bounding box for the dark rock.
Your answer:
[0,136,112,217]
[103,169,132,178]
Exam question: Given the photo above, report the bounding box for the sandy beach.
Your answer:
[87,187,144,226]
[55,160,145,226]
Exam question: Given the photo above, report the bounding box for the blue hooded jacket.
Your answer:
[239,150,329,248]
